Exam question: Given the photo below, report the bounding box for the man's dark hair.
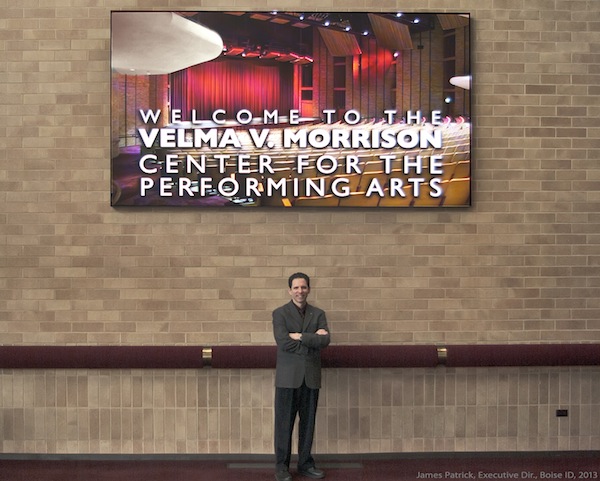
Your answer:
[288,272,310,288]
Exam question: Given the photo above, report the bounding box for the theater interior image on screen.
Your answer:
[110,11,470,208]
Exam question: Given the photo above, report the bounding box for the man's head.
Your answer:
[288,272,311,308]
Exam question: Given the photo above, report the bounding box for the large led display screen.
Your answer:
[111,11,471,207]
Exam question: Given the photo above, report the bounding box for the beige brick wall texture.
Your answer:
[1,0,600,455]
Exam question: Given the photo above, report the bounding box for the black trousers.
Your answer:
[274,381,320,472]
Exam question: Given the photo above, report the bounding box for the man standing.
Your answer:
[273,272,331,481]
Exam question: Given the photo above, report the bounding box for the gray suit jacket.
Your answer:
[272,301,331,389]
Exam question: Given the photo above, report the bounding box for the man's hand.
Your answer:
[315,329,328,335]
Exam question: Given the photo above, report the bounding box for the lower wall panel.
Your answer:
[1,367,599,454]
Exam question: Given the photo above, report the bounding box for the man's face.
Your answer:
[289,277,310,307]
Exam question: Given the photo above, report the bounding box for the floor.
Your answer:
[1,452,598,481]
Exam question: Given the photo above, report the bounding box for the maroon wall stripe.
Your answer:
[0,344,598,369]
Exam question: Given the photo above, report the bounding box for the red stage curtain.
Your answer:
[170,58,294,120]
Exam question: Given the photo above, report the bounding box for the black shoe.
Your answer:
[275,470,292,481]
[298,467,325,479]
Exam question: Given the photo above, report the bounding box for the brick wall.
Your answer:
[1,0,599,454]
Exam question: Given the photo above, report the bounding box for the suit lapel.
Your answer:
[286,301,303,331]
[302,305,313,332]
